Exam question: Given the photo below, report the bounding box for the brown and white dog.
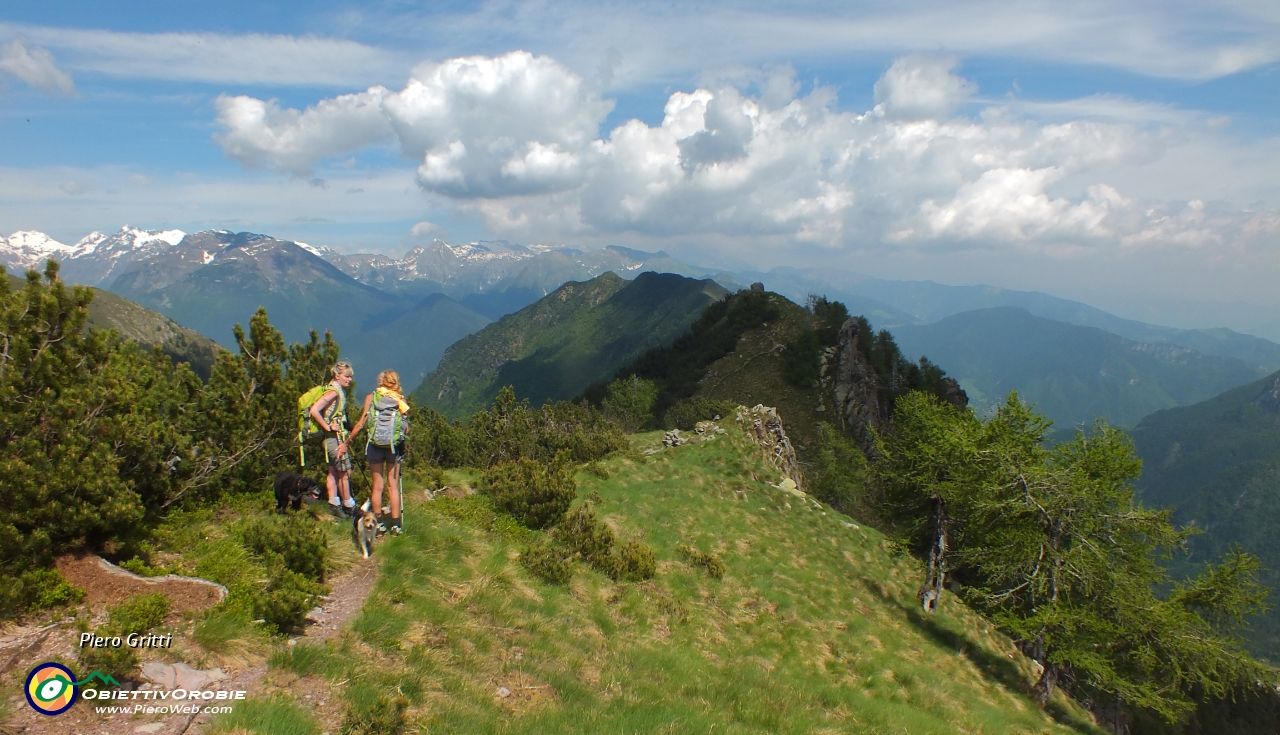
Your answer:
[354,501,378,558]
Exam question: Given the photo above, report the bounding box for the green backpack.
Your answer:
[297,384,343,465]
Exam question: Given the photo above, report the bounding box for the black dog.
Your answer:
[274,471,321,512]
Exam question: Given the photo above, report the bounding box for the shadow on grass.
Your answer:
[902,605,1100,734]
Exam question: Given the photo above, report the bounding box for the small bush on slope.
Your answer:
[481,456,578,530]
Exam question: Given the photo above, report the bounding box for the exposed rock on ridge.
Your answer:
[825,317,967,455]
[735,404,803,493]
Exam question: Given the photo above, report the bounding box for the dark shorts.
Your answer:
[366,444,402,466]
[323,437,352,472]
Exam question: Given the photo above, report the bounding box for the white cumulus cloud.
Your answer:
[874,55,975,121]
[0,38,73,94]
[213,51,1277,267]
[215,89,394,175]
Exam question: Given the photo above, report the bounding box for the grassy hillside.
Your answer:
[891,307,1267,430]
[415,272,729,419]
[230,426,1099,734]
[7,271,221,379]
[1131,371,1280,660]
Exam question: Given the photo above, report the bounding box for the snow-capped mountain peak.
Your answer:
[1,231,73,271]
[293,241,341,259]
[70,226,186,258]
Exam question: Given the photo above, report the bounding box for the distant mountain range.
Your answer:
[1,227,731,387]
[745,268,1280,371]
[7,225,1280,426]
[1131,370,1280,660]
[414,271,728,419]
[890,307,1269,431]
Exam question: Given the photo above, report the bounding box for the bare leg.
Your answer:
[326,465,340,503]
[370,462,386,512]
[389,461,401,519]
[339,470,353,506]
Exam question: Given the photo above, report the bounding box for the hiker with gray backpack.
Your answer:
[348,370,410,535]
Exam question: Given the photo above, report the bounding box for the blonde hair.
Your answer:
[332,362,353,379]
[377,370,401,393]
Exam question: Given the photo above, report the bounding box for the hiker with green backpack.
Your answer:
[299,362,359,519]
[348,369,410,535]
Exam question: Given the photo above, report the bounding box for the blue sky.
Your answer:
[1,1,1278,322]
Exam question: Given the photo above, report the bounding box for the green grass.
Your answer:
[303,429,1102,734]
[208,694,320,735]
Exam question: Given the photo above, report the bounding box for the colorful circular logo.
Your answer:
[25,662,78,716]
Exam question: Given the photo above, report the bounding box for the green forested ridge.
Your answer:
[414,271,729,419]
[585,290,954,485]
[7,271,219,379]
[1131,370,1280,660]
[890,307,1267,431]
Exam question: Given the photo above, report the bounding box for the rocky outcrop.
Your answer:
[938,377,969,410]
[735,404,803,492]
[826,318,888,455]
[823,317,968,455]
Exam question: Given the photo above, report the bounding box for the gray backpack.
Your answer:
[369,394,408,448]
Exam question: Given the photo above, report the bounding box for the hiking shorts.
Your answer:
[366,444,402,466]
[324,437,353,472]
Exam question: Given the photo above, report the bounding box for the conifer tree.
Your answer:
[0,264,197,598]
[876,390,1271,723]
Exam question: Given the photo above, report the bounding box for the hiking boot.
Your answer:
[328,503,346,520]
[375,515,388,535]
[389,524,402,536]
[343,504,359,520]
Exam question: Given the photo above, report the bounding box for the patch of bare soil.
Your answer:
[1,557,379,735]
[55,554,226,621]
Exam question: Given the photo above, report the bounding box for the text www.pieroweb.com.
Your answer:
[83,688,245,716]
[93,703,234,715]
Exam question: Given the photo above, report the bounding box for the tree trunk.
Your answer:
[921,496,949,613]
[1031,661,1060,707]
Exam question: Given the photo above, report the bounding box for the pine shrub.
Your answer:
[253,563,326,634]
[519,544,573,585]
[0,569,83,617]
[78,640,139,684]
[618,541,657,581]
[108,592,170,637]
[678,544,725,579]
[554,503,618,575]
[242,514,329,582]
[601,375,658,432]
[481,457,577,530]
[554,503,655,581]
[663,396,737,430]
